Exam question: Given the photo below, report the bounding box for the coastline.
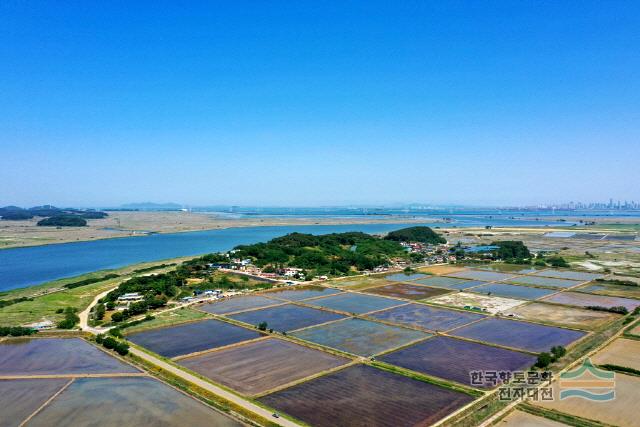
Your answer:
[0,211,446,250]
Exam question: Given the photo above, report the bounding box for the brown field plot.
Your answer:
[506,302,619,330]
[592,338,640,370]
[535,373,640,427]
[178,338,350,395]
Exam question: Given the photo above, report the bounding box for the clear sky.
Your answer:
[1,1,639,207]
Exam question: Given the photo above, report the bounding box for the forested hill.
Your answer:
[233,231,408,276]
[384,226,447,244]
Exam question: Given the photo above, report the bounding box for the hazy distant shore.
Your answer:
[0,210,446,250]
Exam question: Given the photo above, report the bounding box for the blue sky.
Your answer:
[1,1,639,207]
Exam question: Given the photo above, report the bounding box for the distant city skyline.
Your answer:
[2,2,639,207]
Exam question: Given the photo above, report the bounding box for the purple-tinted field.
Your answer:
[414,276,484,290]
[198,295,281,314]
[381,336,537,388]
[0,338,139,376]
[0,378,69,427]
[262,286,341,301]
[365,283,451,300]
[447,270,515,282]
[127,319,261,358]
[385,272,429,282]
[507,275,581,289]
[307,292,404,314]
[290,318,430,356]
[259,364,475,427]
[470,283,556,300]
[542,292,640,311]
[179,338,349,395]
[27,377,240,427]
[369,303,485,332]
[228,303,346,332]
[451,318,586,352]
[533,270,603,281]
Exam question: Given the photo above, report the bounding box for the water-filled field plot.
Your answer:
[429,292,527,314]
[365,282,451,300]
[27,377,241,427]
[261,285,341,301]
[369,303,485,332]
[591,338,640,370]
[384,272,428,282]
[0,378,69,427]
[291,318,430,356]
[577,282,640,299]
[179,338,349,395]
[413,276,484,290]
[470,283,557,300]
[542,291,640,311]
[381,336,536,388]
[259,364,475,427]
[533,270,603,281]
[0,338,139,376]
[306,292,404,314]
[535,373,640,427]
[451,318,586,353]
[476,264,545,274]
[506,275,581,289]
[506,302,618,330]
[329,277,390,290]
[127,319,261,358]
[228,303,346,332]
[198,295,282,315]
[446,270,516,282]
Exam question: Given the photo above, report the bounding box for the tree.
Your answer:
[257,322,268,331]
[111,311,125,322]
[535,352,553,368]
[57,307,79,329]
[94,303,106,321]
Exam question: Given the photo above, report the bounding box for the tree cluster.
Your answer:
[384,226,447,244]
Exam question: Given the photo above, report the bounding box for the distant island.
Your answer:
[0,205,108,226]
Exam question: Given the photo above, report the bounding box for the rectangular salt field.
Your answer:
[369,303,485,332]
[365,282,451,300]
[306,292,405,314]
[385,272,428,282]
[259,364,474,427]
[0,338,139,376]
[451,318,586,353]
[447,270,516,282]
[228,303,346,332]
[381,336,537,388]
[179,338,349,395]
[27,377,241,427]
[542,291,640,311]
[198,295,282,314]
[127,319,261,358]
[291,317,430,356]
[507,275,581,289]
[413,276,484,290]
[533,270,603,281]
[261,285,341,301]
[0,378,69,427]
[470,283,557,300]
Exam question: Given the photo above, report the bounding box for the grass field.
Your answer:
[123,308,208,334]
[0,258,184,326]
